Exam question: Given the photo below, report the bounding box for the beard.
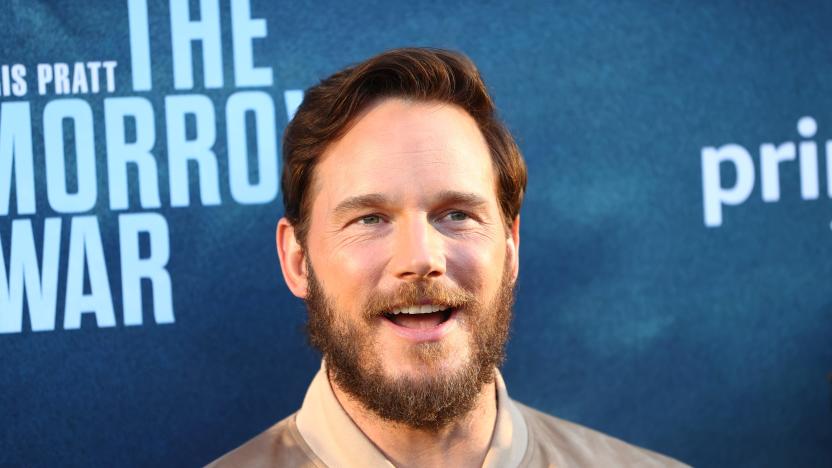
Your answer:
[304,257,515,431]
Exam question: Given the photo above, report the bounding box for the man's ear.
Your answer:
[507,215,520,283]
[276,217,308,298]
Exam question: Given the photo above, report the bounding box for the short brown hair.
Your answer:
[281,47,527,244]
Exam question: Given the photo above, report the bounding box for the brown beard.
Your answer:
[304,258,515,431]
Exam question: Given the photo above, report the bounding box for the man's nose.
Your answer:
[390,215,446,281]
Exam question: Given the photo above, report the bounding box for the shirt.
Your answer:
[206,362,689,467]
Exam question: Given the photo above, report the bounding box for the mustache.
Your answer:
[362,281,476,319]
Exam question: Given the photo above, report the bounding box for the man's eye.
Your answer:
[446,211,469,221]
[358,215,382,225]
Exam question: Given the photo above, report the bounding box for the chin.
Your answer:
[384,340,473,380]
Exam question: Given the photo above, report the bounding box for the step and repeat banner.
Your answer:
[1,1,830,466]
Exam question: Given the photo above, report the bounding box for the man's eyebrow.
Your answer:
[331,191,490,220]
[332,193,391,220]
[434,190,490,209]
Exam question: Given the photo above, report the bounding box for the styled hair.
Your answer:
[281,47,527,244]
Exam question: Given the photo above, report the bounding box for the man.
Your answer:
[209,48,687,467]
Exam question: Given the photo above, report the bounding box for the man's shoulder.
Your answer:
[204,413,323,468]
[515,401,690,467]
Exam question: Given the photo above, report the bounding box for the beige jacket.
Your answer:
[207,364,689,467]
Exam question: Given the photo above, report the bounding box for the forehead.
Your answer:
[310,99,497,211]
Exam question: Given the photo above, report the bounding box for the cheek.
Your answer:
[446,239,505,292]
[322,241,388,293]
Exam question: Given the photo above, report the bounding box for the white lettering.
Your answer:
[226,91,278,204]
[165,94,220,207]
[10,64,27,97]
[283,89,304,121]
[230,0,272,87]
[43,99,98,213]
[71,62,89,94]
[36,63,52,95]
[760,142,795,202]
[169,0,223,89]
[701,144,755,227]
[0,102,36,216]
[105,97,161,210]
[63,216,116,330]
[797,116,819,200]
[128,0,152,91]
[0,218,61,333]
[54,63,70,95]
[119,213,174,326]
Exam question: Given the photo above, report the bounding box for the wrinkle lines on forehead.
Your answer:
[322,99,488,166]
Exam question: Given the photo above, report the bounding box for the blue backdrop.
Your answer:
[1,1,831,466]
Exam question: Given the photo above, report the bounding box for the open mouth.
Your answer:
[383,306,454,330]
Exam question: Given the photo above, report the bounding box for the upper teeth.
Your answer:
[389,304,446,315]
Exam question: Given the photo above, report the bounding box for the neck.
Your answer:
[329,375,498,468]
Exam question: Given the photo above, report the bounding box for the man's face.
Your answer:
[293,98,520,428]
